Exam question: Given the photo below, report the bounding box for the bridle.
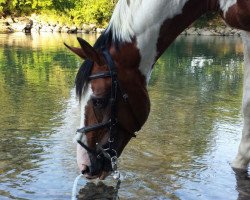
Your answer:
[75,48,140,171]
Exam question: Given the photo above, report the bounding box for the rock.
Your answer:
[77,181,117,200]
[40,24,53,32]
[96,28,105,34]
[82,24,92,33]
[68,25,77,33]
[186,27,197,35]
[89,24,96,30]
[77,29,83,33]
[5,17,14,25]
[195,28,203,35]
[200,29,215,36]
[23,20,33,33]
[1,15,242,36]
[31,27,39,33]
[11,23,26,32]
[0,24,14,33]
[53,25,62,32]
[235,30,241,36]
[61,26,70,33]
[215,27,225,35]
[13,18,19,23]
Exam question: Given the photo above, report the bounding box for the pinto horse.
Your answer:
[66,0,250,179]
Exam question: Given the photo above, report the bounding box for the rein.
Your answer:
[75,48,139,169]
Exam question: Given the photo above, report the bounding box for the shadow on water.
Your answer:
[0,33,249,199]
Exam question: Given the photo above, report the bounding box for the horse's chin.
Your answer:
[85,170,111,180]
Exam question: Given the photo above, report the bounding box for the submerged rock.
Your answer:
[77,181,117,200]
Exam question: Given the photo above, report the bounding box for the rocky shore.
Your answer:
[0,16,105,34]
[0,15,241,36]
[182,26,241,36]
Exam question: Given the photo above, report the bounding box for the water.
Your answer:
[0,33,249,200]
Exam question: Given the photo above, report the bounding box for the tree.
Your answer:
[0,0,117,26]
[71,0,116,26]
[0,0,52,15]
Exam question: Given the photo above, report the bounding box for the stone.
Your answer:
[23,20,33,33]
[53,25,62,32]
[77,181,117,200]
[61,26,70,33]
[89,24,96,30]
[41,24,54,32]
[82,24,92,33]
[96,28,105,33]
[200,29,215,36]
[5,17,14,25]
[11,23,26,32]
[68,26,77,33]
[186,27,197,35]
[77,29,83,33]
[0,24,14,33]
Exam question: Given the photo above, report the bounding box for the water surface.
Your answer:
[0,33,249,200]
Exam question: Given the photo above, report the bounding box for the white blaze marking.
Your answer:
[109,0,189,83]
[76,85,93,170]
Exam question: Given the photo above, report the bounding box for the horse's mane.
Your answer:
[107,0,137,42]
[108,0,191,43]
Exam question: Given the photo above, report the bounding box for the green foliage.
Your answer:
[0,0,53,15]
[193,12,224,28]
[0,0,4,13]
[0,0,117,26]
[70,0,116,26]
[39,10,74,26]
[52,0,76,12]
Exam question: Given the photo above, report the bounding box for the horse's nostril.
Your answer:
[81,166,90,174]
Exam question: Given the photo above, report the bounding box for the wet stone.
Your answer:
[77,181,117,200]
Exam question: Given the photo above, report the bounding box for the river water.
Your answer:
[0,33,249,200]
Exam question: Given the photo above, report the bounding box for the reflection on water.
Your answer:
[0,33,249,200]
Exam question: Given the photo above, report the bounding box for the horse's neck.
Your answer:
[156,0,212,59]
[134,0,213,82]
[110,0,243,83]
[110,0,220,82]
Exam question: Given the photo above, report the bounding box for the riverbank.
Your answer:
[0,15,105,34]
[0,15,241,36]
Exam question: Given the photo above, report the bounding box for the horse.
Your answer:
[65,0,250,180]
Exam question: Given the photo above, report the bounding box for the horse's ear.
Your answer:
[64,38,102,65]
[64,43,87,59]
[77,37,102,65]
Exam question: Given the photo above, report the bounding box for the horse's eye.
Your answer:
[92,97,108,109]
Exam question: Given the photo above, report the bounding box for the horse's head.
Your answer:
[65,37,150,179]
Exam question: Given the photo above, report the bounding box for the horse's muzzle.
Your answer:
[83,153,113,179]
